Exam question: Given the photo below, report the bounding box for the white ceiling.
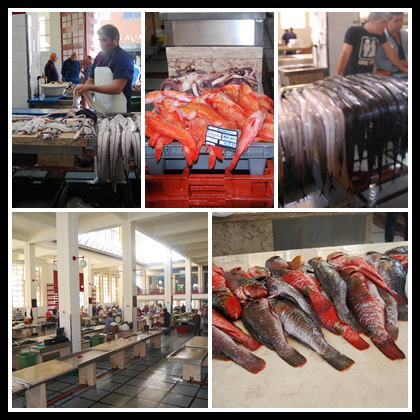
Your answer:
[12,212,208,267]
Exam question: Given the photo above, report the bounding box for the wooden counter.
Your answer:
[212,241,409,409]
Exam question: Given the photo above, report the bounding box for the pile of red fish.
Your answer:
[212,246,408,374]
[145,84,274,170]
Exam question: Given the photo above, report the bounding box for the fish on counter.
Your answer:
[212,308,262,351]
[365,251,407,304]
[341,269,405,360]
[212,326,266,374]
[241,298,307,368]
[383,246,408,255]
[265,277,322,327]
[278,270,370,350]
[247,266,271,278]
[223,272,268,303]
[327,251,403,304]
[308,257,361,332]
[271,299,355,371]
[212,285,242,321]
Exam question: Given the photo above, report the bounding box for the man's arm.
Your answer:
[381,42,408,72]
[336,43,353,75]
[75,78,127,95]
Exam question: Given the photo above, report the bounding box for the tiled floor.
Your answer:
[12,331,208,409]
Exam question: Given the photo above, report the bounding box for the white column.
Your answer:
[84,257,92,317]
[121,220,137,332]
[198,265,204,293]
[118,264,123,309]
[185,258,192,313]
[164,246,172,312]
[24,243,38,323]
[56,212,82,353]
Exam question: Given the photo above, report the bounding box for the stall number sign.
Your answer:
[205,125,239,151]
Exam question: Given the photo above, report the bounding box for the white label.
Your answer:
[204,125,239,151]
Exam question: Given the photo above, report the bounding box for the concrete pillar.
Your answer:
[121,220,137,332]
[185,258,192,313]
[164,246,172,312]
[24,243,38,323]
[56,212,82,353]
[198,265,204,294]
[84,257,92,317]
[118,264,123,310]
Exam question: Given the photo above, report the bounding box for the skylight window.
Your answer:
[78,227,184,265]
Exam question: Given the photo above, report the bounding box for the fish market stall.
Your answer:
[12,95,142,207]
[145,12,274,208]
[278,75,408,208]
[212,242,408,408]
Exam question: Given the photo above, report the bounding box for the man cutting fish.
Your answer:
[75,24,134,113]
[336,12,408,76]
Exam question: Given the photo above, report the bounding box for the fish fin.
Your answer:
[397,303,408,321]
[321,348,355,372]
[310,292,334,315]
[337,323,370,350]
[276,345,306,368]
[371,335,405,360]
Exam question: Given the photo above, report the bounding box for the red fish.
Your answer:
[212,308,262,351]
[212,326,266,374]
[228,110,266,171]
[327,252,403,304]
[223,272,268,303]
[280,270,369,350]
[341,269,405,360]
[389,254,408,272]
[212,286,242,321]
[229,267,252,278]
[212,264,224,276]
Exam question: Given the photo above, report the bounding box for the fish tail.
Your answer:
[371,335,405,360]
[321,347,355,372]
[397,303,408,321]
[233,350,266,374]
[229,154,240,171]
[276,345,307,368]
[338,323,370,350]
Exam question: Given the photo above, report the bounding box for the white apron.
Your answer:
[94,66,127,114]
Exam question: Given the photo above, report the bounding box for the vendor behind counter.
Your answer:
[76,24,134,114]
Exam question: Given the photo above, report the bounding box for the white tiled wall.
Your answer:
[12,14,29,108]
[12,13,43,109]
[27,12,42,99]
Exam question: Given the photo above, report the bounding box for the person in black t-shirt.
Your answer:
[336,12,408,76]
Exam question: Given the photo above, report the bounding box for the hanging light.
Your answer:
[52,260,58,271]
[72,255,87,267]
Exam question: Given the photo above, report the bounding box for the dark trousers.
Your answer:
[193,323,201,336]
[385,212,408,242]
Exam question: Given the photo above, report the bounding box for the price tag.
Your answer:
[204,125,239,151]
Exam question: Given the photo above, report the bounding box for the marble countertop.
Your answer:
[212,242,409,409]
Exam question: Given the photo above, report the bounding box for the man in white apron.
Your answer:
[75,24,134,113]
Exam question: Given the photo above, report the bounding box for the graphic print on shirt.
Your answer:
[358,36,379,66]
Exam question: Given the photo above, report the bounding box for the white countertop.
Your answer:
[212,242,409,409]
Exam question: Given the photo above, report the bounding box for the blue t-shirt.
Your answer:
[61,58,80,84]
[89,46,134,113]
[104,317,114,330]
